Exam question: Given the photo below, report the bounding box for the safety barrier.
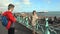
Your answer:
[16,16,57,34]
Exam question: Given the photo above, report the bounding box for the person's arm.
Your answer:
[7,13,16,23]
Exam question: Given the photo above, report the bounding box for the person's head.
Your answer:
[8,4,15,11]
[32,10,36,15]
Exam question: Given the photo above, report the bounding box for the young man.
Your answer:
[31,10,38,34]
[2,4,16,34]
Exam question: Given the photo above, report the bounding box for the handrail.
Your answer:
[16,16,43,34]
[16,16,59,34]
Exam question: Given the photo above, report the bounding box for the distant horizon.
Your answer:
[0,10,60,13]
[12,11,60,13]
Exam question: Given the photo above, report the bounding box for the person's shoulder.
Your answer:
[3,10,9,13]
[3,10,6,12]
[2,10,12,14]
[2,11,7,15]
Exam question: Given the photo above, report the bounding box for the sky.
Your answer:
[0,0,60,12]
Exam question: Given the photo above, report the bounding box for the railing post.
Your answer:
[25,16,29,27]
[45,18,50,34]
[16,16,20,23]
[36,20,39,30]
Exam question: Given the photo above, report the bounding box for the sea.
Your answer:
[37,12,60,17]
[24,11,60,17]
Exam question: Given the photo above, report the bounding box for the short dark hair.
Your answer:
[32,10,36,15]
[8,4,15,10]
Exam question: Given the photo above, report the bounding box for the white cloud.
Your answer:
[23,0,31,5]
[0,0,14,11]
[0,0,31,12]
[0,0,21,11]
[47,0,51,4]
[0,0,12,7]
[43,0,51,4]
[0,0,31,7]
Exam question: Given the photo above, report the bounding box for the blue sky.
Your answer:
[0,0,60,12]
